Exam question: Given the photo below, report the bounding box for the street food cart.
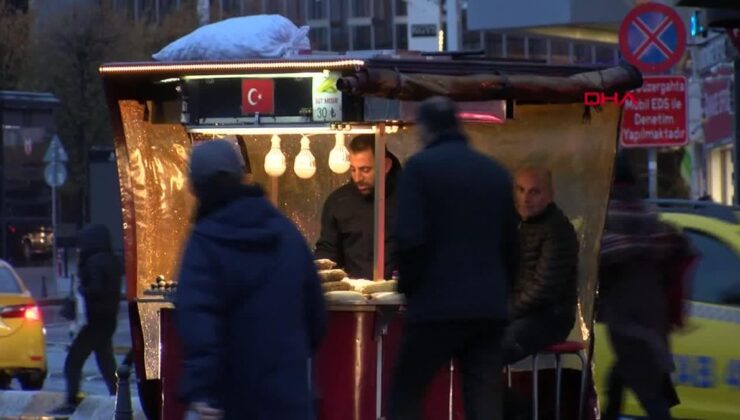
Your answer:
[99,53,641,420]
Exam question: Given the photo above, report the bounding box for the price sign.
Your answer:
[312,73,342,122]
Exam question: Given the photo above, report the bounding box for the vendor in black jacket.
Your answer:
[315,134,401,279]
[504,166,579,364]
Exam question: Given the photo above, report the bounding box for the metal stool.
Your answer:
[531,341,588,420]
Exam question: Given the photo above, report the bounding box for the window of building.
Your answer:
[308,0,327,20]
[484,32,504,58]
[331,26,350,51]
[310,26,329,51]
[459,9,481,51]
[506,35,525,59]
[2,125,53,260]
[396,23,408,49]
[352,25,373,50]
[685,230,740,306]
[594,45,616,65]
[528,37,547,62]
[394,0,407,16]
[550,38,570,64]
[284,0,305,23]
[573,43,594,65]
[330,0,345,21]
[462,31,482,51]
[373,0,393,49]
[352,0,371,17]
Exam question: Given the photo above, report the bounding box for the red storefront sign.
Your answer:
[621,75,687,148]
[702,70,733,145]
[241,79,275,114]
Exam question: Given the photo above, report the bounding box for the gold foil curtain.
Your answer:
[119,100,196,297]
[465,104,619,341]
[117,100,618,344]
[379,104,618,342]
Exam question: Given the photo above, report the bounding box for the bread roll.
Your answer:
[361,280,398,295]
[314,259,337,270]
[343,279,375,292]
[318,269,347,283]
[322,281,352,292]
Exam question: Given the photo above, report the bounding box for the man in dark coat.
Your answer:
[176,140,327,420]
[389,97,519,420]
[52,224,122,414]
[600,153,688,420]
[504,167,579,364]
[315,134,401,279]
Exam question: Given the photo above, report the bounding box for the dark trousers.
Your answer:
[388,319,505,420]
[502,312,573,365]
[602,365,673,420]
[64,316,118,403]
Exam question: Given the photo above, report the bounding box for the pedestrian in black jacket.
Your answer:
[315,134,401,279]
[504,167,579,364]
[389,97,519,420]
[52,224,122,414]
[176,140,327,420]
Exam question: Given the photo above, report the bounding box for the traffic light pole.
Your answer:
[51,142,58,287]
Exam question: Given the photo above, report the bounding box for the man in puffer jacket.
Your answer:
[176,140,327,420]
[504,167,579,364]
[52,224,122,414]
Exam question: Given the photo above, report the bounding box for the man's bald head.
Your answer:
[514,166,554,220]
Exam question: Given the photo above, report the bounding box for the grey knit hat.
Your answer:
[189,140,245,185]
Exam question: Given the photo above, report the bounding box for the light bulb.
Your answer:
[294,136,316,179]
[264,134,286,177]
[328,133,350,174]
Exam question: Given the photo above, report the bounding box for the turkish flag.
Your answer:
[241,79,275,115]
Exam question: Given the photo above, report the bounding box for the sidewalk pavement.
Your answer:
[0,390,145,419]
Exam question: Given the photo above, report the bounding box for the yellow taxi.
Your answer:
[594,200,740,419]
[0,259,47,390]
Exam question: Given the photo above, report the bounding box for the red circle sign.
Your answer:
[619,3,686,74]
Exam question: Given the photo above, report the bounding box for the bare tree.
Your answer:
[21,2,198,221]
[0,0,33,90]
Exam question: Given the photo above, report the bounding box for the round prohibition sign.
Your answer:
[619,2,686,73]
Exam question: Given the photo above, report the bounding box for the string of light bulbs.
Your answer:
[263,133,352,179]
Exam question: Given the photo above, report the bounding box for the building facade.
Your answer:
[0,91,60,265]
[101,0,621,66]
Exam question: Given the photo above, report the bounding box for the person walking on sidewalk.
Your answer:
[52,224,122,415]
[599,153,690,420]
[389,97,519,420]
[176,140,326,420]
